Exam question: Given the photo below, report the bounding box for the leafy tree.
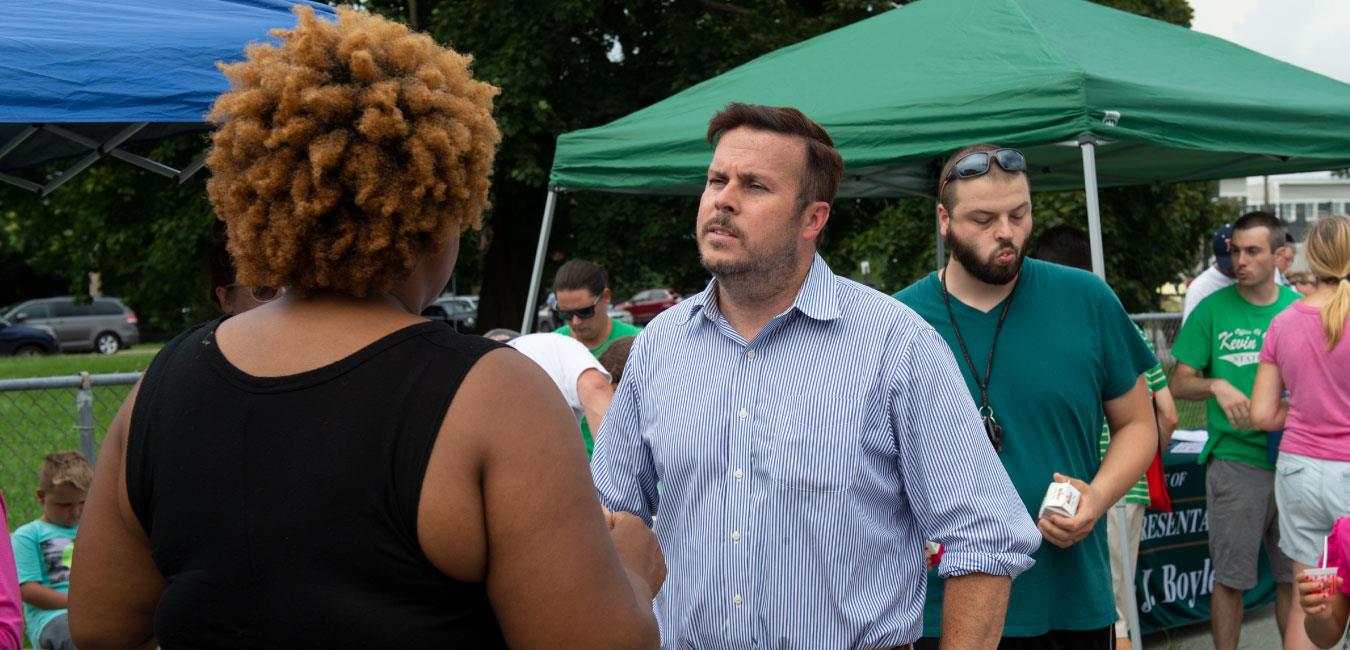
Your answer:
[0,136,219,335]
[0,0,1235,336]
[362,0,900,328]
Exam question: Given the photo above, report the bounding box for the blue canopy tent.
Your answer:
[0,0,335,195]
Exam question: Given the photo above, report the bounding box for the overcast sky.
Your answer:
[1189,0,1350,83]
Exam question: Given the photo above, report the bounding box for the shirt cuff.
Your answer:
[938,550,1037,581]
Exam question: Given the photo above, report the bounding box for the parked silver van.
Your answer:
[2,296,140,354]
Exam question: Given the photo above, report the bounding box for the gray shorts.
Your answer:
[1206,458,1294,590]
[39,612,75,650]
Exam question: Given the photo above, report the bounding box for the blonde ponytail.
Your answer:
[1304,215,1350,350]
[1326,277,1350,350]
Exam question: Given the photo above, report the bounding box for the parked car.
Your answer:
[616,288,680,324]
[2,296,140,354]
[422,295,478,333]
[0,318,59,356]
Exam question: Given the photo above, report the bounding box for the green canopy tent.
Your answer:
[530,0,1350,641]
[527,0,1350,337]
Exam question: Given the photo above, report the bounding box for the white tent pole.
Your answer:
[1113,500,1144,649]
[1080,137,1107,281]
[521,188,561,334]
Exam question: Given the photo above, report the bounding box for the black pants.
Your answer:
[916,626,1115,650]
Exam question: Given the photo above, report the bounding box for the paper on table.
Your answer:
[1171,430,1209,443]
[1171,441,1205,454]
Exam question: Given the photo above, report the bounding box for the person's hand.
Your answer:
[1212,380,1252,430]
[1297,571,1340,618]
[608,511,666,598]
[1037,473,1103,549]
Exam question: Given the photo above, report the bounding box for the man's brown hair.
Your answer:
[706,103,844,211]
[938,143,1019,214]
[1232,210,1287,253]
[598,335,636,385]
[39,451,92,493]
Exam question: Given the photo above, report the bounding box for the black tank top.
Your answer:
[126,319,508,648]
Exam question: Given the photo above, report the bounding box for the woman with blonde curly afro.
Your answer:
[68,8,663,649]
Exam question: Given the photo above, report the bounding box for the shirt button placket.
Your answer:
[727,344,758,642]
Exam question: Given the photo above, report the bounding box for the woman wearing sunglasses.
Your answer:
[68,9,663,649]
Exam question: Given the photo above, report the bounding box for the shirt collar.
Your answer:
[680,253,841,324]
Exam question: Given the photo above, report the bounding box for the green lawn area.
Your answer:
[0,344,161,380]
[2,347,155,531]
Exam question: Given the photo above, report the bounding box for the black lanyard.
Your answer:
[940,268,1019,452]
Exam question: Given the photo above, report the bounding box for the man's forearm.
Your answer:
[1094,420,1156,509]
[939,573,1010,648]
[1168,371,1214,402]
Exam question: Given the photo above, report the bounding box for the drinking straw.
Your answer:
[1323,534,1329,569]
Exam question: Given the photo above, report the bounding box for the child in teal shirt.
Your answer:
[11,451,91,650]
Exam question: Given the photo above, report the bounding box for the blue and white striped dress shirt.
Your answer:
[592,254,1041,649]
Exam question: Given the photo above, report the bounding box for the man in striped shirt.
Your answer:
[592,104,1041,649]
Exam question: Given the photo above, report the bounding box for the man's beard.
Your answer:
[699,213,798,295]
[947,229,1025,285]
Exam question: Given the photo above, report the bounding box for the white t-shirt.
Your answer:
[508,333,609,422]
[1182,266,1287,323]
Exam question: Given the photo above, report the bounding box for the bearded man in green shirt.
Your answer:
[897,145,1159,649]
[1170,210,1300,650]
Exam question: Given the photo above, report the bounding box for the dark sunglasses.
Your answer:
[552,295,602,322]
[938,148,1028,199]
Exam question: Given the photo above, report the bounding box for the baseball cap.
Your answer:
[1212,224,1234,271]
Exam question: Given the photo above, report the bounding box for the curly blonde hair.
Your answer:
[206,7,500,296]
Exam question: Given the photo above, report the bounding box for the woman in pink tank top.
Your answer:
[1253,214,1350,649]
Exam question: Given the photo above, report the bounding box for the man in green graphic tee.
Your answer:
[896,145,1159,649]
[551,258,641,457]
[1170,210,1300,650]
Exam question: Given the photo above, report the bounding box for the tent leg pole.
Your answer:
[935,211,945,272]
[1080,139,1106,281]
[521,188,560,334]
[1113,500,1144,649]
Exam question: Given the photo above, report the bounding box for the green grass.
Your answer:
[0,344,160,380]
[1,349,152,531]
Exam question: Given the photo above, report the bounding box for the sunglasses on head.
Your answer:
[553,295,603,322]
[939,148,1028,199]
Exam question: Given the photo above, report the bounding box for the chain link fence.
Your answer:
[0,314,1201,529]
[1,372,140,529]
[1130,312,1207,431]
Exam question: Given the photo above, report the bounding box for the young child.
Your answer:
[10,451,91,650]
[1298,516,1350,648]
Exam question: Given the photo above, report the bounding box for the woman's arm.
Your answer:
[67,382,164,650]
[420,350,662,649]
[1250,362,1289,432]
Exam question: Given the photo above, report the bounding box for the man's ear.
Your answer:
[601,288,611,305]
[801,201,831,243]
[937,203,952,239]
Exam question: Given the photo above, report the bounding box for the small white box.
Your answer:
[1038,481,1081,518]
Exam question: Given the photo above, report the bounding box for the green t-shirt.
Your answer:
[894,258,1157,636]
[554,319,642,457]
[11,518,77,648]
[1098,323,1169,505]
[1170,284,1300,470]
